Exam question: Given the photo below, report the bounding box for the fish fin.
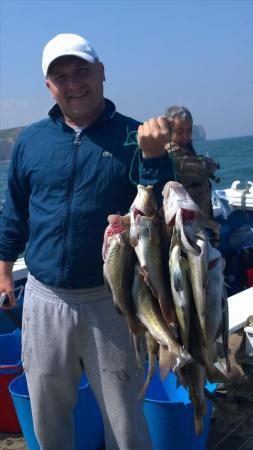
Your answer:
[138,377,151,400]
[132,335,143,367]
[138,265,149,281]
[138,266,159,299]
[129,222,139,247]
[194,414,204,436]
[159,345,171,380]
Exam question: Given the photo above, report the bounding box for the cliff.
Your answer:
[0,127,24,161]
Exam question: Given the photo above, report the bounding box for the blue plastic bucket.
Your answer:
[0,329,22,432]
[9,372,105,450]
[0,328,22,373]
[144,366,216,450]
[0,293,23,334]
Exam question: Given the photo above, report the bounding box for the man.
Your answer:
[0,33,174,450]
[164,105,219,219]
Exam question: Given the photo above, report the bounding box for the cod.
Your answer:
[103,214,144,336]
[130,185,176,329]
[132,264,192,396]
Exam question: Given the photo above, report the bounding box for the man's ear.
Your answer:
[45,79,55,99]
[99,62,106,82]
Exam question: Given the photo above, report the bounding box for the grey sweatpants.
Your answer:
[22,274,152,450]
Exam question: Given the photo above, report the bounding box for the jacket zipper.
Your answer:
[59,132,82,285]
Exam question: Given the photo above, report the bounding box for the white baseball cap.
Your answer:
[42,33,98,77]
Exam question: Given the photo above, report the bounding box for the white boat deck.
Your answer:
[228,287,253,333]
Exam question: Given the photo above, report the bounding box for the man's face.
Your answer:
[46,55,105,126]
[170,117,193,146]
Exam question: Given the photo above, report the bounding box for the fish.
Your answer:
[130,212,176,328]
[175,208,201,255]
[132,264,192,378]
[185,241,229,383]
[103,214,144,335]
[102,178,230,433]
[200,244,231,377]
[163,180,229,380]
[129,184,158,249]
[130,183,176,328]
[221,286,231,372]
[205,244,226,345]
[184,223,209,347]
[206,246,230,370]
[163,180,213,255]
[130,184,157,218]
[102,213,130,261]
[169,229,193,350]
[162,181,199,228]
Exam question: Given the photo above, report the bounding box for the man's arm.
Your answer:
[0,138,30,262]
[0,137,30,308]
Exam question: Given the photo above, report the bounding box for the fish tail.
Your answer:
[132,335,143,368]
[138,377,151,400]
[194,413,204,436]
[138,356,157,399]
[190,395,207,435]
[158,345,171,380]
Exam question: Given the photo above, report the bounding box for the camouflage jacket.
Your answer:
[167,144,219,218]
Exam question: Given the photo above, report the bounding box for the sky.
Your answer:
[0,0,252,140]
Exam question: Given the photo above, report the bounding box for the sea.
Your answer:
[0,134,252,203]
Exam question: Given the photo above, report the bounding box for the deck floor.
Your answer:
[1,332,253,450]
[207,331,253,450]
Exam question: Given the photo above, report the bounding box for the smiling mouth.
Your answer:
[69,92,88,100]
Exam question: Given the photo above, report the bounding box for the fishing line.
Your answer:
[125,126,176,186]
[124,128,140,187]
[166,125,177,181]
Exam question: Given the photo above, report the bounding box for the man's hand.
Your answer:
[138,116,171,159]
[0,261,16,309]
